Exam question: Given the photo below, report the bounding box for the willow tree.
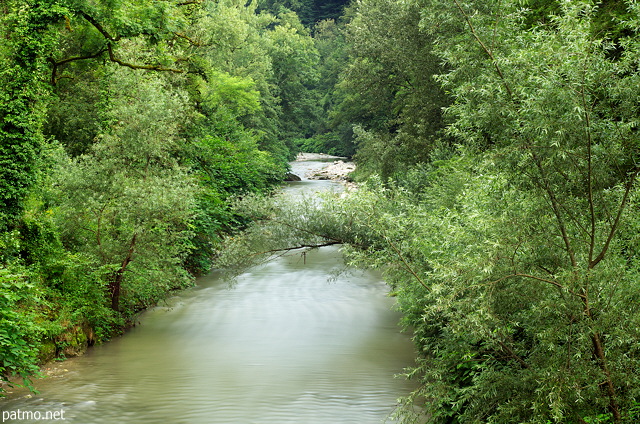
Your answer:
[396,0,640,421]
[54,71,198,313]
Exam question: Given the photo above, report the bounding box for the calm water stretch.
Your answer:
[1,159,417,423]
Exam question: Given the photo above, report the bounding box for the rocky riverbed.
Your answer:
[296,153,356,185]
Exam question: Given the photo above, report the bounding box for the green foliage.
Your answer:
[5,0,640,420]
[300,18,356,157]
[53,70,198,312]
[257,0,349,26]
[198,71,261,118]
[0,149,123,392]
[0,268,43,393]
[44,70,105,156]
[184,128,286,274]
[0,0,66,225]
[220,149,640,422]
[330,0,452,179]
[293,132,354,157]
[192,133,284,195]
[190,0,322,160]
[0,0,327,398]
[266,10,321,144]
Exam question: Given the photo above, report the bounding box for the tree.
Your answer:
[335,0,451,178]
[0,0,66,226]
[257,0,349,27]
[290,18,356,157]
[54,70,198,312]
[266,10,321,145]
[413,2,640,420]
[0,0,322,396]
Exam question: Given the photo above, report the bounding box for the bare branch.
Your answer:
[581,67,596,264]
[532,154,578,268]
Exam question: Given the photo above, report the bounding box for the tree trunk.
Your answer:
[108,233,137,311]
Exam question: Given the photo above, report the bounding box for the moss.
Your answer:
[37,339,57,363]
[56,324,92,357]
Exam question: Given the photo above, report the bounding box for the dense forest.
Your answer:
[2,0,640,423]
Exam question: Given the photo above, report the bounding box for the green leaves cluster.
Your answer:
[0,0,66,225]
[53,70,198,312]
[0,269,44,391]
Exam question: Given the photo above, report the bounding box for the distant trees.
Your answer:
[257,0,350,26]
[295,0,452,163]
[339,0,451,177]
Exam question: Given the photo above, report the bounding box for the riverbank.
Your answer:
[0,158,417,424]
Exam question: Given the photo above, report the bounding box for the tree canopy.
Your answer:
[0,0,322,389]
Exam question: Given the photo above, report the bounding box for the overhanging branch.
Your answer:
[78,11,185,74]
[80,11,120,42]
[254,241,342,257]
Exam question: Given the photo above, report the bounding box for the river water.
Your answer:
[1,159,417,423]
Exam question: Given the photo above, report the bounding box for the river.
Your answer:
[0,159,417,423]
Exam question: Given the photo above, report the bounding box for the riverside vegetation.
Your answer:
[2,1,640,423]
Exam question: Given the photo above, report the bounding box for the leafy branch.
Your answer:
[451,0,514,99]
